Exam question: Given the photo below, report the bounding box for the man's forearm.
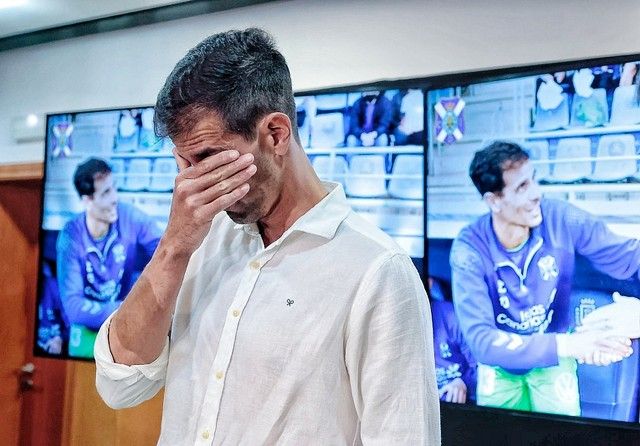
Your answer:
[108,239,191,365]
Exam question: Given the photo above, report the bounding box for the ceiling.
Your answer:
[0,0,191,39]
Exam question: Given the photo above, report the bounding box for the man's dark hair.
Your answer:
[469,141,529,196]
[73,158,112,197]
[154,28,298,142]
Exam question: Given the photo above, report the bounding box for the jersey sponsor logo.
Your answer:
[496,304,550,332]
[537,255,559,281]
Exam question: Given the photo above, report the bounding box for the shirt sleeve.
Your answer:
[345,253,441,446]
[450,238,558,370]
[565,203,640,281]
[56,226,120,330]
[94,312,168,409]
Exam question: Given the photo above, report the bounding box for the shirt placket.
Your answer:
[195,239,282,445]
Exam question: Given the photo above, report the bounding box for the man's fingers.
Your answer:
[444,388,454,403]
[197,183,251,219]
[188,150,242,179]
[181,153,254,193]
[595,337,633,358]
[196,164,256,205]
[173,148,191,172]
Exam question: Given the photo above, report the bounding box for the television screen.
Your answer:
[426,58,640,424]
[35,107,175,360]
[295,88,425,262]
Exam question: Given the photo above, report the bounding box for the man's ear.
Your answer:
[258,112,292,156]
[483,192,501,213]
[81,195,92,207]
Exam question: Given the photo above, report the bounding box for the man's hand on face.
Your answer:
[164,149,256,256]
[439,377,467,404]
[576,292,640,339]
[556,330,633,366]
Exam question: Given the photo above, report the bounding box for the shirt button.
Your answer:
[232,309,240,318]
[202,429,210,439]
[249,260,261,270]
[215,370,224,380]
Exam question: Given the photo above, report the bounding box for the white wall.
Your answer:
[1,0,639,163]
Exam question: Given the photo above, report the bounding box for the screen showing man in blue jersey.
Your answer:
[56,158,162,358]
[450,140,639,416]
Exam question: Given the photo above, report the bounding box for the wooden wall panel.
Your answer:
[0,182,31,446]
[62,362,163,446]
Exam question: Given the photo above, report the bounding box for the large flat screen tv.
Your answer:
[35,106,174,360]
[426,53,640,429]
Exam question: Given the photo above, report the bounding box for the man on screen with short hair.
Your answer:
[57,158,162,357]
[450,141,638,416]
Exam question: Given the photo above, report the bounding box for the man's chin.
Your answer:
[226,209,255,225]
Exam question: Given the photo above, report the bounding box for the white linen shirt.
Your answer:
[95,182,440,445]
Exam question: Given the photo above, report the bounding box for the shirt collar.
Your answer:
[233,181,351,240]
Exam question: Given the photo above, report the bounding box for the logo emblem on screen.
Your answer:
[52,123,74,158]
[537,255,559,281]
[434,97,465,145]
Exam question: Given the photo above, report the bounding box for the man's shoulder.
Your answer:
[339,211,406,258]
[456,212,491,245]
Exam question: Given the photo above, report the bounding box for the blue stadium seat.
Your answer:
[532,93,570,131]
[310,112,345,148]
[609,85,640,126]
[571,288,640,422]
[551,138,592,182]
[345,155,387,197]
[388,154,423,199]
[524,141,551,182]
[590,134,637,181]
[312,155,349,189]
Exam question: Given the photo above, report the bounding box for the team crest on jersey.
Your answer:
[113,243,126,263]
[537,255,559,280]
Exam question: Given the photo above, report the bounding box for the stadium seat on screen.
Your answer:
[109,158,126,190]
[345,155,387,197]
[124,158,151,191]
[531,93,570,131]
[570,88,608,128]
[551,138,592,182]
[311,155,349,189]
[590,134,637,181]
[609,85,640,126]
[310,113,345,148]
[388,154,423,199]
[149,158,178,192]
[571,288,640,422]
[314,94,348,111]
[524,141,551,182]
